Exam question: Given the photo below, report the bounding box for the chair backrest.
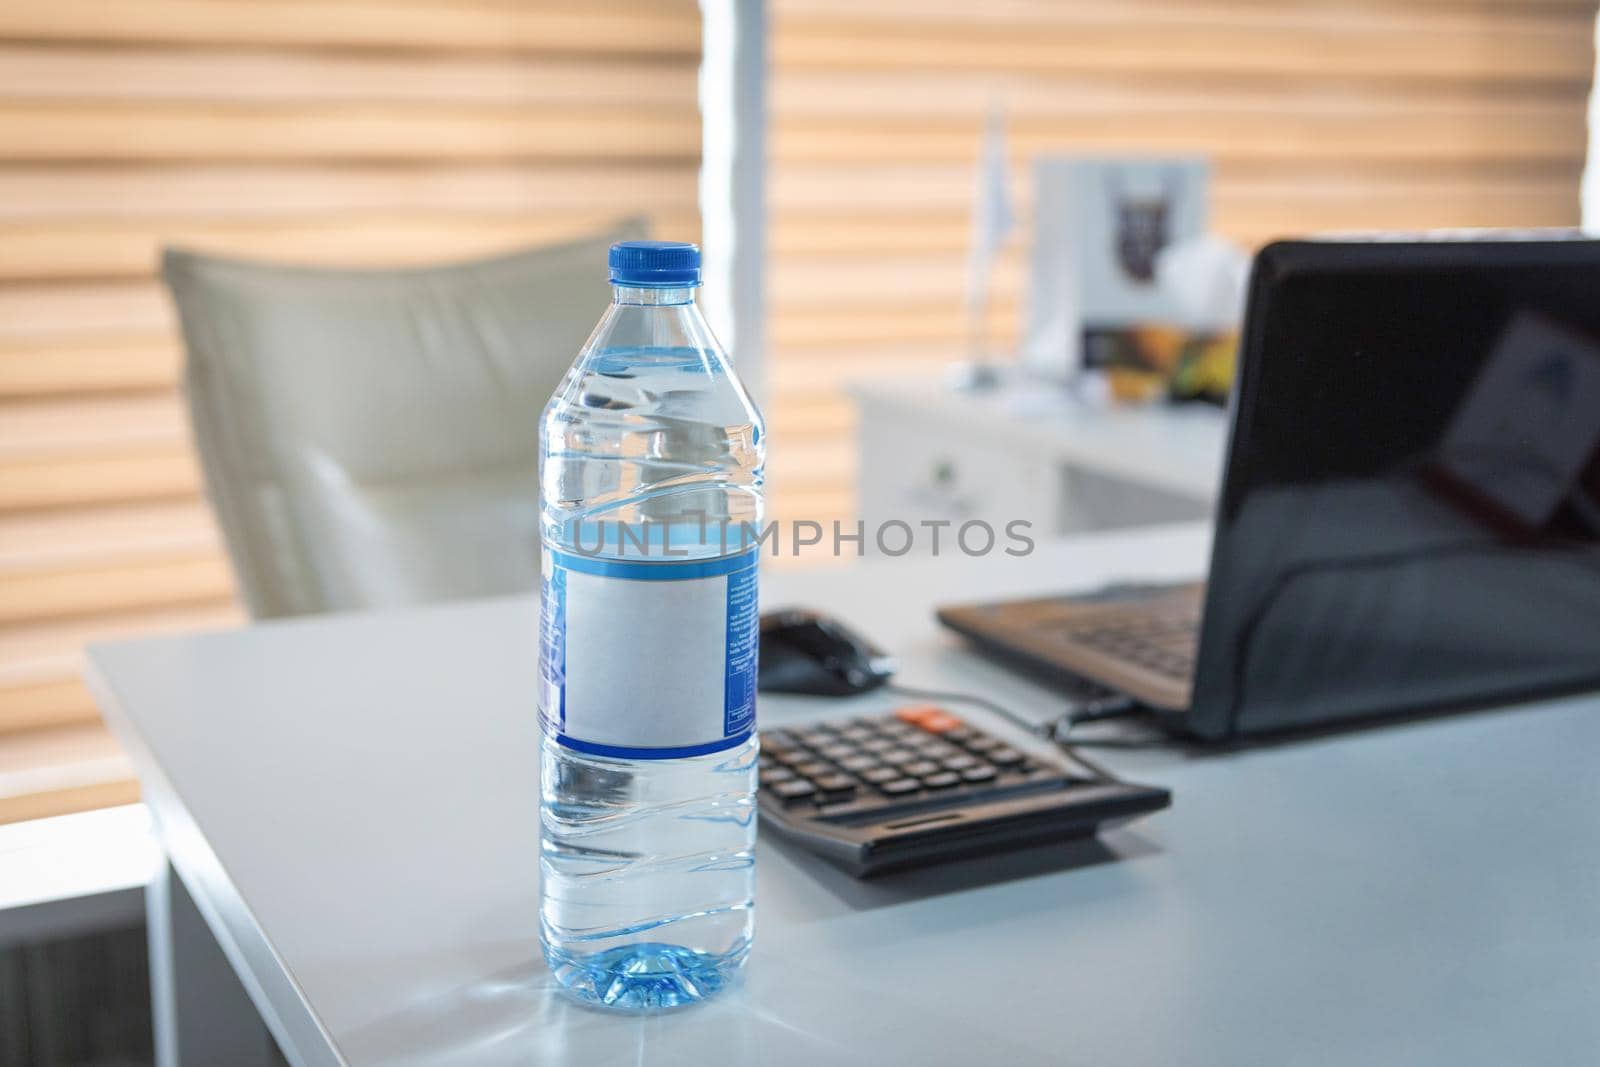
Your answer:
[164,222,644,618]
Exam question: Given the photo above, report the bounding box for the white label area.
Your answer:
[539,546,759,758]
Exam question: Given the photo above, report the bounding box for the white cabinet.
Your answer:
[850,379,1227,552]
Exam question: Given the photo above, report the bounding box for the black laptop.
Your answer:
[939,236,1600,741]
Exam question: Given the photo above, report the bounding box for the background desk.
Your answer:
[88,523,1600,1066]
[849,380,1226,541]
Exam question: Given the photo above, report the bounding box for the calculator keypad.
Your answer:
[760,706,1072,815]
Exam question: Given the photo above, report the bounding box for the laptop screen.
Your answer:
[1192,239,1600,737]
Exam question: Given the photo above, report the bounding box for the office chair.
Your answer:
[163,221,645,619]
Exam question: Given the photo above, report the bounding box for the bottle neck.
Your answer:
[612,285,697,307]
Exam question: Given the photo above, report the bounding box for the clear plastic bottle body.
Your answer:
[537,280,763,1010]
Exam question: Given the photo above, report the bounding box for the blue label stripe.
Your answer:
[538,563,567,732]
[723,563,759,739]
[549,545,758,582]
[555,731,753,760]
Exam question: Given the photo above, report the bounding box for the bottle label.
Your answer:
[539,545,759,758]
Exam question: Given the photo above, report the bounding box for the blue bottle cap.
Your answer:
[608,241,701,288]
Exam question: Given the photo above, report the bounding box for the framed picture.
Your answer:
[1023,156,1209,379]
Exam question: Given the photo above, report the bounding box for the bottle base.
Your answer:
[542,939,749,1012]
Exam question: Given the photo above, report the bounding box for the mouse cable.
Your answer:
[881,683,1168,754]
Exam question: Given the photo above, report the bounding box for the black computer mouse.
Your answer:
[757,609,896,697]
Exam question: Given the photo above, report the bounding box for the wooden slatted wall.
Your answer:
[764,0,1597,531]
[0,0,702,823]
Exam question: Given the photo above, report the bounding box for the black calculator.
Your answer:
[757,706,1170,877]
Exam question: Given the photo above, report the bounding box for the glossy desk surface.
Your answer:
[87,524,1600,1066]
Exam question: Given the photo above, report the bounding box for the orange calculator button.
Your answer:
[894,706,964,733]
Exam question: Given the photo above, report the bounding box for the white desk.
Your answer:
[87,523,1600,1066]
[849,380,1227,540]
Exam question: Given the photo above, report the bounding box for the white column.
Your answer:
[699,0,769,403]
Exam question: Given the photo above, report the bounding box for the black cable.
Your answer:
[1063,696,1141,726]
[881,683,1177,763]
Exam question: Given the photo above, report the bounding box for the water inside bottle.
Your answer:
[538,264,764,1010]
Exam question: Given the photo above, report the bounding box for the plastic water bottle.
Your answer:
[537,241,764,1009]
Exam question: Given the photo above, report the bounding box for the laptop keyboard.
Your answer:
[1058,609,1200,680]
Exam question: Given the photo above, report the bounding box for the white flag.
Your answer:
[966,104,1015,313]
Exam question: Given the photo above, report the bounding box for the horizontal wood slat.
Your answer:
[0,210,700,282]
[0,500,218,573]
[0,443,199,513]
[770,302,1021,351]
[772,165,1584,213]
[0,47,697,106]
[0,553,233,626]
[766,397,857,439]
[773,115,1584,166]
[772,254,1027,310]
[775,0,1595,22]
[0,775,139,825]
[771,196,1582,251]
[773,72,1587,121]
[0,394,186,458]
[0,284,171,342]
[775,10,1593,87]
[0,723,137,825]
[0,676,101,734]
[0,337,178,398]
[0,104,700,163]
[766,440,857,493]
[0,165,701,221]
[0,1,699,55]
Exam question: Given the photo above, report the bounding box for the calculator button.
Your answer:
[861,737,894,753]
[903,760,941,778]
[772,780,817,804]
[758,755,775,770]
[943,726,978,743]
[988,747,1025,767]
[819,743,855,761]
[894,706,965,733]
[940,754,979,771]
[813,774,858,799]
[880,749,918,766]
[921,771,961,789]
[964,735,1002,753]
[878,778,921,796]
[838,727,874,742]
[839,755,879,773]
[859,766,897,784]
[762,766,795,784]
[794,761,833,778]
[796,731,833,747]
[960,765,998,784]
[913,742,960,760]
